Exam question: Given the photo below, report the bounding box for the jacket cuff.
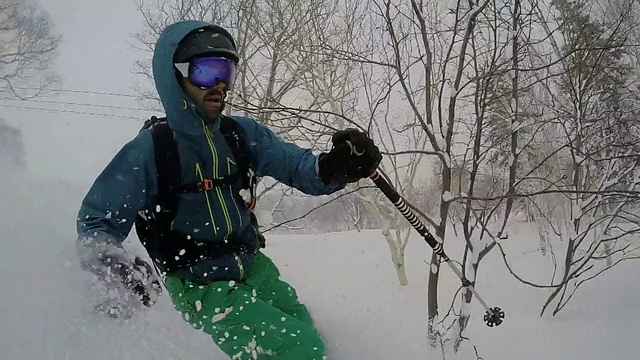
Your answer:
[315,154,347,190]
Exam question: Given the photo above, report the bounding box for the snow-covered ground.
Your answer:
[1,171,638,360]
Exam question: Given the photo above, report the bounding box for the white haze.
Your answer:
[0,0,639,359]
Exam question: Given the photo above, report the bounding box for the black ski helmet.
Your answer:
[173,25,239,64]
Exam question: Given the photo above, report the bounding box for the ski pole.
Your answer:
[369,170,505,327]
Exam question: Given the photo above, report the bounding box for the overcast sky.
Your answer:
[1,0,157,184]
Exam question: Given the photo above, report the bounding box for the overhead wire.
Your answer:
[0,86,140,98]
[0,103,145,120]
[0,87,160,120]
[1,98,148,112]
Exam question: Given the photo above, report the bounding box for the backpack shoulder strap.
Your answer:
[146,116,181,224]
[219,115,256,209]
[219,116,249,173]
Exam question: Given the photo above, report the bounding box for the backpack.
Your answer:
[133,115,263,274]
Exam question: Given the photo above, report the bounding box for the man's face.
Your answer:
[180,77,228,121]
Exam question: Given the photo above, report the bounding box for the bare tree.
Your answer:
[0,0,61,99]
[337,0,638,350]
[255,0,506,347]
[528,0,640,316]
[479,0,640,318]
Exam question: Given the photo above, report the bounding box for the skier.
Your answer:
[76,20,382,359]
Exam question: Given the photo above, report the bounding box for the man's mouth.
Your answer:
[204,93,223,107]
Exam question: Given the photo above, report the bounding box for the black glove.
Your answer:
[318,128,382,185]
[81,245,163,318]
[101,255,162,307]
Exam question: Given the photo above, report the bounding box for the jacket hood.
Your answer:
[152,20,220,135]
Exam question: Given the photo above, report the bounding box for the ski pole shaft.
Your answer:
[369,170,505,327]
[369,171,448,260]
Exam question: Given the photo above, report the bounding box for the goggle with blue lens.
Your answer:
[174,56,237,90]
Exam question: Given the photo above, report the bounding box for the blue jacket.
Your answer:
[77,20,343,283]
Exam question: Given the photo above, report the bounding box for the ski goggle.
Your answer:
[174,56,237,89]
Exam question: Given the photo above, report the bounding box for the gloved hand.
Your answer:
[78,243,162,318]
[97,254,162,307]
[318,128,382,185]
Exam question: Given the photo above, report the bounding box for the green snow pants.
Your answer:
[163,251,326,360]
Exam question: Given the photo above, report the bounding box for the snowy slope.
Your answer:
[1,172,639,360]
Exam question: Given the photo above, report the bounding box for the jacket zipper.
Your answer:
[203,123,245,279]
[202,125,233,234]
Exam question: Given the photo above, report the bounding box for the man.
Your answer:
[76,20,381,360]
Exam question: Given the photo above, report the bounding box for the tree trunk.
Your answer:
[427,250,441,346]
[363,198,409,286]
[382,226,409,286]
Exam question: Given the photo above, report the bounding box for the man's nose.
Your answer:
[213,81,227,91]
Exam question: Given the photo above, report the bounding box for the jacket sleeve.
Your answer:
[76,131,157,257]
[233,116,345,196]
